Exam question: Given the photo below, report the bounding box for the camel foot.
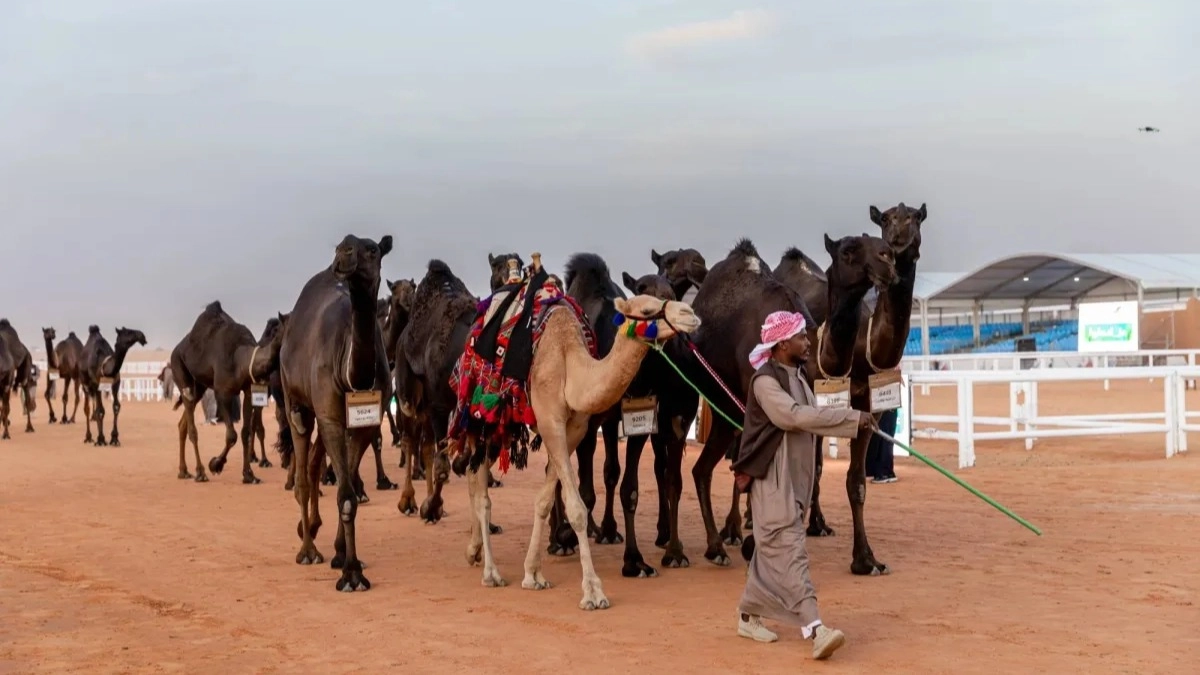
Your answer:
[579,581,610,611]
[194,472,209,483]
[466,544,481,566]
[596,519,623,545]
[376,476,399,491]
[521,572,552,590]
[295,543,324,565]
[83,433,92,443]
[397,491,417,516]
[413,465,427,481]
[25,424,34,433]
[0,432,9,440]
[177,470,193,480]
[59,418,70,425]
[488,472,502,488]
[807,521,836,538]
[241,472,261,485]
[109,437,121,447]
[258,458,273,469]
[720,523,743,547]
[48,415,57,424]
[357,492,370,504]
[704,545,732,567]
[481,568,507,588]
[851,556,890,577]
[208,456,226,475]
[549,521,578,557]
[336,564,371,592]
[321,466,336,485]
[622,556,659,579]
[661,547,690,569]
[419,495,446,523]
[95,436,108,447]
[489,522,503,535]
[284,478,294,491]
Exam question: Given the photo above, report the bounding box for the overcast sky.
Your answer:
[2,0,1195,348]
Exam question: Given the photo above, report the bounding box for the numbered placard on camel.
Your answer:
[868,370,902,412]
[345,390,382,429]
[620,396,658,438]
[47,368,59,381]
[98,377,114,394]
[814,378,850,409]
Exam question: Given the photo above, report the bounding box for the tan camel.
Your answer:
[460,258,701,611]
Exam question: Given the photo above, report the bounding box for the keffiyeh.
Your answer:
[748,311,808,370]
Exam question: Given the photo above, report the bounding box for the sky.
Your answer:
[2,0,1196,348]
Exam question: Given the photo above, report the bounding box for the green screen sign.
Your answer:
[1083,323,1134,342]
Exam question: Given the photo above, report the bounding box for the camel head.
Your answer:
[651,248,708,292]
[869,202,927,260]
[621,271,676,302]
[114,327,147,350]
[612,295,700,343]
[332,234,393,296]
[386,278,416,317]
[42,327,56,342]
[823,233,897,292]
[488,252,524,291]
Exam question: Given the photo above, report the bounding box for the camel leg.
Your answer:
[546,481,575,556]
[596,417,624,545]
[327,423,372,592]
[420,429,450,524]
[396,422,418,516]
[287,399,323,566]
[690,420,735,566]
[22,388,35,433]
[660,436,690,569]
[847,419,888,576]
[544,425,610,610]
[60,377,71,424]
[386,408,401,447]
[254,407,272,468]
[184,392,208,482]
[176,409,193,479]
[521,459,559,590]
[305,434,326,542]
[206,393,241,478]
[82,389,93,443]
[372,428,397,491]
[107,382,123,446]
[45,378,57,424]
[70,380,81,423]
[93,388,108,446]
[719,483,744,546]
[574,417,601,539]
[1,391,10,440]
[465,447,505,587]
[237,390,260,484]
[619,433,657,578]
[653,437,670,548]
[806,435,835,537]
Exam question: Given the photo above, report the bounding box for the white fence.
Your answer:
[906,366,1197,468]
[32,360,169,403]
[901,348,1200,372]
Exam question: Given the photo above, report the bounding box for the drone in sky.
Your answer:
[1137,126,1160,132]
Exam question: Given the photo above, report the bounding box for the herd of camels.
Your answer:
[2,201,925,611]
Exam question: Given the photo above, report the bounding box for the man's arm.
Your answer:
[753,375,864,437]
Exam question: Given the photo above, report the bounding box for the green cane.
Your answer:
[873,427,1042,536]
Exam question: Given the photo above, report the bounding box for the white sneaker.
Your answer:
[811,624,846,660]
[737,614,779,643]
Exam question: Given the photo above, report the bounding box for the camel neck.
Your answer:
[44,336,58,369]
[866,250,919,372]
[345,291,379,391]
[384,309,409,353]
[108,344,133,377]
[819,280,871,377]
[562,312,652,414]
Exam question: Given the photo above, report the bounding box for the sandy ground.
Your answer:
[1,380,1197,674]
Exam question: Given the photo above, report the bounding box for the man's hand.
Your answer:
[858,413,875,432]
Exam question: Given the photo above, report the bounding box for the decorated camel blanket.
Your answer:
[448,267,596,473]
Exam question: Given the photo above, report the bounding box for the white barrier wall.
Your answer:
[32,360,169,403]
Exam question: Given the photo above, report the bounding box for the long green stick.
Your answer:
[874,428,1042,536]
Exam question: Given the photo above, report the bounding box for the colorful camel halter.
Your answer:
[612,299,671,342]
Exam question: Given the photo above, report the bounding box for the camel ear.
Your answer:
[917,202,928,222]
[613,297,630,316]
[650,249,662,266]
[621,272,637,293]
[378,235,393,256]
[488,253,496,265]
[386,279,396,292]
[869,206,884,226]
[823,233,837,257]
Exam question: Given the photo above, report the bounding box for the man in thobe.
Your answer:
[732,310,871,660]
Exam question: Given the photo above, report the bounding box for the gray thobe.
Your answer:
[737,363,862,633]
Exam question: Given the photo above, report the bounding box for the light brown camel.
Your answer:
[281,233,393,592]
[453,255,701,610]
[52,331,85,424]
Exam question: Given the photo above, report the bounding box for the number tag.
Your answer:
[619,396,658,438]
[250,384,269,407]
[47,369,60,381]
[345,390,382,429]
[98,377,114,394]
[868,371,902,412]
[813,378,850,409]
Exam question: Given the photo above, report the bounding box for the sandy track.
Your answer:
[1,380,1196,673]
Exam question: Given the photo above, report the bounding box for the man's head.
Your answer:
[749,311,809,370]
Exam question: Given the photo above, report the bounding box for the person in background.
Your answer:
[866,407,899,483]
[732,310,871,660]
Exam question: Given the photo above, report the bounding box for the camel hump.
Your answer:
[731,238,759,259]
[204,300,224,314]
[782,247,806,261]
[563,252,612,294]
[0,318,9,328]
[88,325,100,334]
[427,259,454,275]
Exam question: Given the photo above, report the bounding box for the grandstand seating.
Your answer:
[903,320,1078,355]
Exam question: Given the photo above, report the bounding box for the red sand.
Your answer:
[1,380,1197,673]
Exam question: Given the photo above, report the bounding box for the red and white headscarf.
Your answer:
[748,311,808,370]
